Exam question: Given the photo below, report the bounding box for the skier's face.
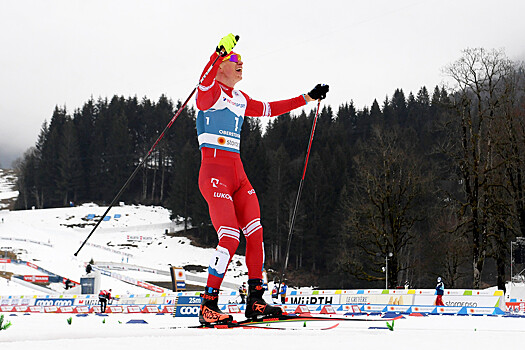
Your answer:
[218,56,243,86]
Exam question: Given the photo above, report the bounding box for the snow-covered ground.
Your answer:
[0,172,248,297]
[1,171,525,349]
[1,312,524,350]
[0,169,18,209]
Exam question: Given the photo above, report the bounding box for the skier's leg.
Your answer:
[233,180,263,280]
[198,160,239,324]
[234,177,282,319]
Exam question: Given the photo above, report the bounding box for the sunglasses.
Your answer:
[227,53,242,63]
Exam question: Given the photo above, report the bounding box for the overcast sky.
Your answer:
[1,0,525,168]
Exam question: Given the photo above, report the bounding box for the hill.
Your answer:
[0,170,247,296]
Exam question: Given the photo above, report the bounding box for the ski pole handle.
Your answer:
[217,35,240,56]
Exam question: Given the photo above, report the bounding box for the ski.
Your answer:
[163,313,401,330]
[288,313,405,322]
[207,318,340,330]
[166,317,339,331]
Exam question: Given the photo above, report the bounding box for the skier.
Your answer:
[271,284,278,303]
[239,282,247,304]
[280,282,287,304]
[435,277,445,306]
[197,33,329,325]
[98,288,112,313]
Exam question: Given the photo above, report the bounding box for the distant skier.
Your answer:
[271,285,278,303]
[196,33,329,326]
[98,289,112,313]
[280,282,287,304]
[435,277,444,306]
[239,282,247,304]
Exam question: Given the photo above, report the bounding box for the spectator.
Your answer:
[238,282,247,304]
[435,277,445,306]
[280,282,287,304]
[271,284,278,303]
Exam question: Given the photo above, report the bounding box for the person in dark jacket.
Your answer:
[280,282,287,304]
[98,289,112,313]
[435,277,444,306]
[239,282,247,304]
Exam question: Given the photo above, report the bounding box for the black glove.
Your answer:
[308,84,329,100]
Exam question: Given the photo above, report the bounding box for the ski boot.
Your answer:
[245,280,283,320]
[199,289,233,326]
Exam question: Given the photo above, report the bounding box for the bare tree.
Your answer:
[340,125,423,287]
[444,48,517,288]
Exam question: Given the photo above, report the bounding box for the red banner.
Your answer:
[137,280,165,293]
[74,306,90,313]
[107,306,124,313]
[506,302,525,313]
[28,306,43,313]
[26,262,38,269]
[23,275,49,283]
[44,306,59,313]
[57,306,75,313]
[0,258,11,263]
[126,305,141,313]
[142,305,160,313]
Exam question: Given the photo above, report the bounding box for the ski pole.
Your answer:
[74,40,236,256]
[277,100,322,292]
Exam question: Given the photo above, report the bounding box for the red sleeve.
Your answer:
[242,92,307,117]
[196,51,222,111]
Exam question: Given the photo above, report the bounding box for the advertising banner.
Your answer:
[413,294,501,307]
[142,305,160,313]
[28,306,43,313]
[286,294,340,305]
[176,296,202,305]
[74,297,100,306]
[0,297,32,306]
[340,294,414,305]
[172,295,201,317]
[74,306,90,313]
[506,302,525,313]
[26,262,38,269]
[23,275,49,283]
[34,298,75,307]
[126,306,141,313]
[173,305,199,317]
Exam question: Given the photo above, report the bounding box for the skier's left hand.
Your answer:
[306,84,329,101]
[216,33,238,56]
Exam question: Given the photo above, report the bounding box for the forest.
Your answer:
[14,48,525,290]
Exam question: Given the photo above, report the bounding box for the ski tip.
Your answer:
[325,322,340,330]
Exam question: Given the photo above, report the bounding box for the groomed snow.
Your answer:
[0,312,524,350]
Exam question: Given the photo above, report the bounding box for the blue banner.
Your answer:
[35,298,75,307]
[177,296,202,305]
[174,305,200,317]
